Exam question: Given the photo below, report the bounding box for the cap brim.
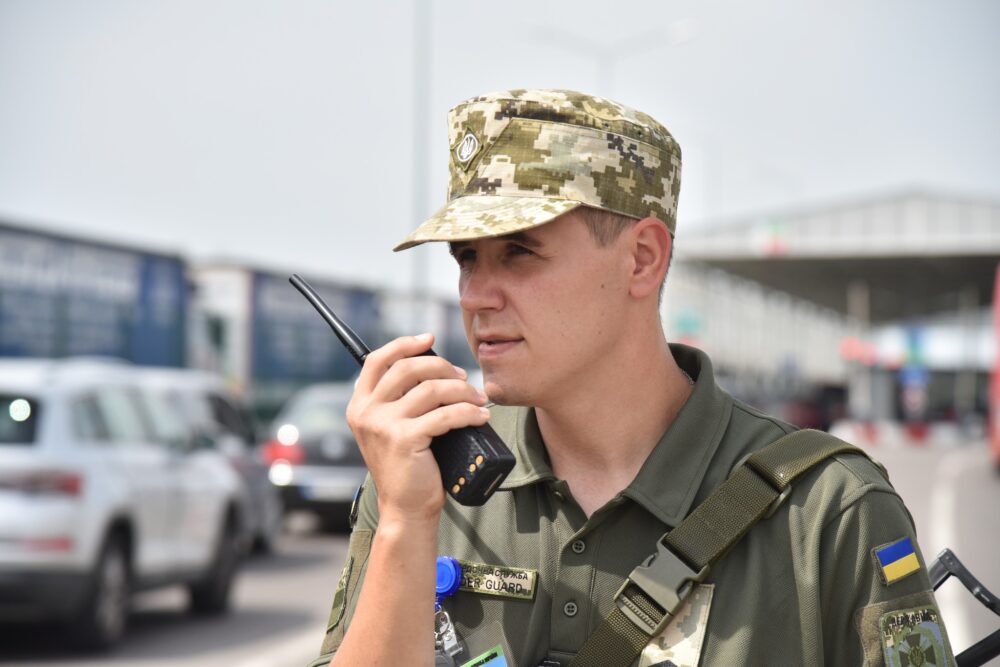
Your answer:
[393,195,583,252]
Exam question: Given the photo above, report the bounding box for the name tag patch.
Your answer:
[457,560,537,601]
[879,605,954,667]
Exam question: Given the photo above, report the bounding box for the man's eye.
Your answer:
[453,248,476,265]
[505,244,534,258]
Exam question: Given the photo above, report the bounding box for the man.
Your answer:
[308,90,954,666]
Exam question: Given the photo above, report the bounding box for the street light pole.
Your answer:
[529,24,688,96]
[410,0,432,333]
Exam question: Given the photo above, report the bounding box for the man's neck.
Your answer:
[535,335,693,517]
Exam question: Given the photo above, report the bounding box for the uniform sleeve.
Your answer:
[818,487,956,667]
[305,475,380,667]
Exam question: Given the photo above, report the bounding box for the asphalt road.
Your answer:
[0,514,349,667]
[1,442,997,666]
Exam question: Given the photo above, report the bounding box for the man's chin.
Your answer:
[483,380,504,404]
[482,378,523,407]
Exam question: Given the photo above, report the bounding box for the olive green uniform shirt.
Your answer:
[310,344,953,666]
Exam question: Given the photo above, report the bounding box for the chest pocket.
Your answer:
[638,584,714,667]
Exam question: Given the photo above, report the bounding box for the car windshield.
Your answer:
[282,394,350,437]
[0,393,40,444]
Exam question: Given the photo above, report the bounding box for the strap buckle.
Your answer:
[763,484,792,519]
[732,451,792,520]
[613,541,708,636]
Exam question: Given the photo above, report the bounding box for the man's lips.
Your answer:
[476,336,523,357]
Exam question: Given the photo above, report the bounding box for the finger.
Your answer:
[409,403,491,439]
[374,357,468,404]
[372,354,467,403]
[397,377,487,417]
[355,333,436,395]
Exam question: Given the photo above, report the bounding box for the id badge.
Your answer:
[459,645,509,667]
[457,622,513,667]
[434,621,514,667]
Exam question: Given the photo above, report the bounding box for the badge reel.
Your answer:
[435,556,465,667]
[435,556,516,667]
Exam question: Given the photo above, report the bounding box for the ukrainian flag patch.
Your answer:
[874,537,921,586]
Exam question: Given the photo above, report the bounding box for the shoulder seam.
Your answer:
[829,453,871,488]
[821,485,904,533]
[731,400,798,436]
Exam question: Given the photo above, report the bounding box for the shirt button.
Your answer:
[563,601,578,617]
[553,490,565,501]
[571,540,586,554]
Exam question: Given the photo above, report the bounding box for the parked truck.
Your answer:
[0,221,186,367]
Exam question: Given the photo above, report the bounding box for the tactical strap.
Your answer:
[567,429,881,667]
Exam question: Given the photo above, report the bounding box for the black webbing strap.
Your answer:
[567,429,880,667]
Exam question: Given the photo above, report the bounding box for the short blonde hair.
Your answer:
[575,206,673,303]
[576,206,638,246]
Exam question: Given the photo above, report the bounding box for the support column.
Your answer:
[847,280,871,421]
[954,284,980,419]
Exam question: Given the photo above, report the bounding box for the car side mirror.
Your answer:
[184,432,216,453]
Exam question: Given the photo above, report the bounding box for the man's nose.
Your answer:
[459,264,504,312]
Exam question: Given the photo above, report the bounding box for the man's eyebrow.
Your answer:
[501,232,543,248]
[448,232,543,257]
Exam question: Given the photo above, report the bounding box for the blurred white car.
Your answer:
[136,368,283,553]
[0,358,245,650]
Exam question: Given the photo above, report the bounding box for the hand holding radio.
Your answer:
[347,333,492,520]
[289,274,516,511]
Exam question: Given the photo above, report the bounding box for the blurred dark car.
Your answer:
[262,382,365,531]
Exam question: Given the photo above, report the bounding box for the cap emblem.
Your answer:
[455,132,480,164]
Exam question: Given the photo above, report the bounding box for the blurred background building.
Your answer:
[666,189,1000,440]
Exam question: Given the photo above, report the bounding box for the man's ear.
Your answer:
[628,217,671,299]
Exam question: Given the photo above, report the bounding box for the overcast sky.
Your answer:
[1,0,998,296]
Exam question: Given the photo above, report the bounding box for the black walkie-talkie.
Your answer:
[289,274,516,506]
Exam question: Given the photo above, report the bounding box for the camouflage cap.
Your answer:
[393,89,682,251]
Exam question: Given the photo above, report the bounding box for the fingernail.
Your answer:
[453,365,467,378]
[476,389,487,401]
[479,407,491,417]
[415,333,432,342]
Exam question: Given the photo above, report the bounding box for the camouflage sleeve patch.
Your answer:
[854,591,956,667]
[880,606,954,666]
[318,528,373,657]
[638,583,714,667]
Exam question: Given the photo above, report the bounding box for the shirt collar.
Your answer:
[622,344,733,526]
[496,344,733,527]
[497,406,556,488]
